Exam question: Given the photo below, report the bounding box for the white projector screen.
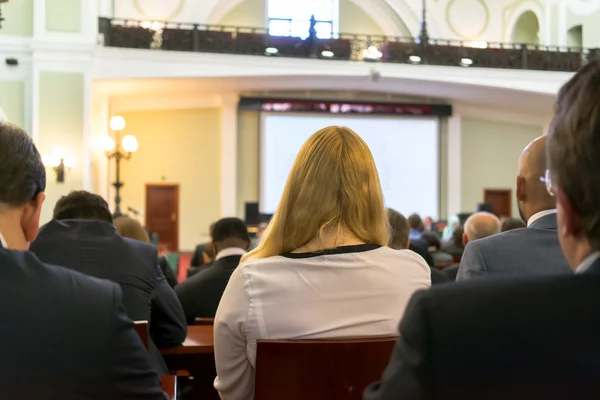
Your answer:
[260,113,439,219]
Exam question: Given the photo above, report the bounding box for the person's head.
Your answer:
[0,122,46,250]
[53,191,113,223]
[243,126,388,261]
[211,217,250,254]
[452,226,464,248]
[387,208,410,250]
[421,231,441,251]
[408,213,423,231]
[547,59,600,269]
[423,216,433,230]
[208,222,216,240]
[501,217,527,232]
[516,135,556,223]
[202,242,216,265]
[114,216,150,243]
[462,212,501,245]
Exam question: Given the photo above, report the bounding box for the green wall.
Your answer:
[236,110,260,218]
[0,0,33,36]
[339,0,385,35]
[38,72,85,224]
[46,0,81,32]
[218,0,266,28]
[0,81,25,127]
[460,118,542,217]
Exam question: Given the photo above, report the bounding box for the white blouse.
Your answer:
[213,244,431,399]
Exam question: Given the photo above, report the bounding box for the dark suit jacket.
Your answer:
[159,256,178,288]
[409,239,434,267]
[364,260,600,400]
[190,243,207,267]
[457,213,572,280]
[0,246,164,399]
[442,264,460,281]
[30,220,187,373]
[429,266,449,285]
[176,254,242,323]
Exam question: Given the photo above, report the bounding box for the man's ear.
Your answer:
[555,186,582,240]
[21,192,45,243]
[516,176,527,203]
[462,232,469,247]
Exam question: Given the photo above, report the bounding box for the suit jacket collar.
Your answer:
[528,213,557,230]
[37,219,119,240]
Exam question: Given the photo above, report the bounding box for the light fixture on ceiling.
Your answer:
[460,57,474,67]
[321,50,334,58]
[466,41,488,49]
[265,47,279,56]
[409,55,422,64]
[363,45,383,61]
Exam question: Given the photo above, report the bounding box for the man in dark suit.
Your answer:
[176,218,250,322]
[30,191,187,373]
[0,122,164,398]
[457,135,572,280]
[364,58,600,400]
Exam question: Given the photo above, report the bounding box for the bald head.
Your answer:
[464,212,501,243]
[517,135,556,222]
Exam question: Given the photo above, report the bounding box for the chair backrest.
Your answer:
[194,317,215,326]
[254,337,397,400]
[133,320,149,349]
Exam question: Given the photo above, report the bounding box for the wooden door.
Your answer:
[146,184,179,252]
[484,189,512,217]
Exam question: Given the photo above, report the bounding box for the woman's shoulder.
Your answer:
[375,246,431,269]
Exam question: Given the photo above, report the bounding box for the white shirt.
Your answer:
[0,232,6,248]
[213,245,431,399]
[575,252,600,274]
[527,209,557,227]
[215,247,247,261]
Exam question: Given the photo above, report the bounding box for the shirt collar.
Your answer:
[0,232,6,249]
[215,247,246,261]
[575,252,600,274]
[527,209,557,227]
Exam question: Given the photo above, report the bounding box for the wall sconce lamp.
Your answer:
[41,147,75,183]
[98,116,139,217]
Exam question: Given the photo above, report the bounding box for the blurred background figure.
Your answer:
[190,222,216,268]
[408,213,423,241]
[422,216,435,232]
[501,217,527,232]
[442,214,460,241]
[421,231,453,268]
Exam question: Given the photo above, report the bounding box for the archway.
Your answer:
[567,25,583,48]
[511,11,540,44]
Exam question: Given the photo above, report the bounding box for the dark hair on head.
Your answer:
[53,191,113,223]
[421,231,441,250]
[408,213,423,230]
[452,226,464,248]
[548,59,600,249]
[212,217,250,243]
[501,217,526,232]
[0,122,46,207]
[387,208,410,250]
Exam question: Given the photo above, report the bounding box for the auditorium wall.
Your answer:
[0,0,33,36]
[119,108,221,251]
[37,72,85,224]
[338,0,385,36]
[460,118,542,217]
[0,81,25,127]
[46,0,81,33]
[236,110,260,218]
[218,0,265,28]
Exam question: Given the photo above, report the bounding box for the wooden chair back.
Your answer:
[254,337,397,400]
[133,320,149,349]
[194,318,215,326]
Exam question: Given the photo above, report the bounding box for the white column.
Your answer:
[33,0,46,38]
[98,0,114,17]
[447,114,462,217]
[544,4,552,45]
[220,95,239,217]
[82,72,93,191]
[558,1,567,47]
[82,0,100,40]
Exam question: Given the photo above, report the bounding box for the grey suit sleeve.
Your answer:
[456,242,488,281]
[150,261,188,348]
[107,284,166,399]
[363,290,430,400]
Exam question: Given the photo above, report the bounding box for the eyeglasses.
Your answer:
[539,169,554,197]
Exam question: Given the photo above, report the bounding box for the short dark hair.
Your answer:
[53,191,113,223]
[421,231,441,250]
[548,59,600,249]
[387,208,410,250]
[0,122,46,207]
[408,213,423,230]
[212,217,250,243]
[501,217,526,232]
[452,226,464,248]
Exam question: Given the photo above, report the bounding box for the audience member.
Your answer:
[421,231,453,267]
[441,226,465,257]
[30,191,187,373]
[441,214,459,241]
[388,209,448,284]
[422,216,434,232]
[501,217,527,232]
[0,122,163,398]
[407,213,423,240]
[176,218,250,323]
[364,58,600,400]
[457,136,571,280]
[250,221,268,249]
[443,212,500,281]
[213,126,430,399]
[114,215,178,288]
[190,222,216,267]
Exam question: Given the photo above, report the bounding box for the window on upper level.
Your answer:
[267,0,339,39]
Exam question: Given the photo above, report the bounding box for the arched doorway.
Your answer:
[511,11,540,44]
[567,25,583,48]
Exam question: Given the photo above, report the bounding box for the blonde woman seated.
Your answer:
[214,126,431,398]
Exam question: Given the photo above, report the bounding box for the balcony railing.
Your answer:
[98,17,597,73]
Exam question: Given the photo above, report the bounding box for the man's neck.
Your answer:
[0,213,28,250]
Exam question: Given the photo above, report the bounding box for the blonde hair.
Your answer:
[243,126,388,262]
[114,216,151,244]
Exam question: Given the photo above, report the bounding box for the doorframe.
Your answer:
[145,183,180,252]
[483,188,512,217]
